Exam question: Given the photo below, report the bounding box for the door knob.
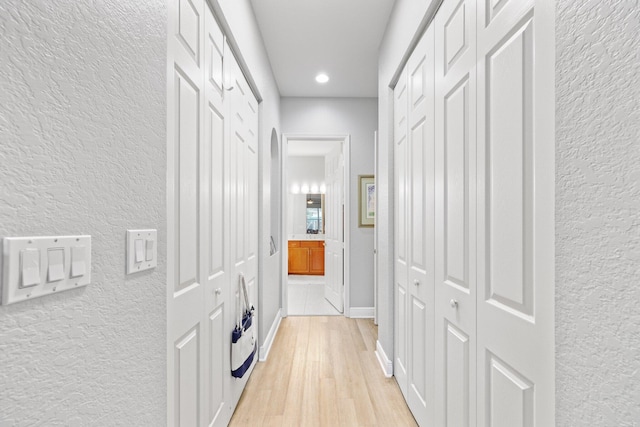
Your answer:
[414,280,420,286]
[450,299,458,309]
[215,288,222,295]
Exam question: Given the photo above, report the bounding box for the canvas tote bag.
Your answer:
[231,274,256,378]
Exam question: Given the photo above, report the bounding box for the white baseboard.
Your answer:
[375,340,393,378]
[259,309,282,362]
[349,306,375,318]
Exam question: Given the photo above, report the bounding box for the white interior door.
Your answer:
[393,65,409,397]
[405,24,436,426]
[324,143,344,313]
[476,0,555,425]
[201,10,230,427]
[434,0,478,425]
[227,46,259,401]
[167,0,207,424]
[167,2,259,425]
[391,1,554,425]
[374,131,378,325]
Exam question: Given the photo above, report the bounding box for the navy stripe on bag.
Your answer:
[231,341,257,378]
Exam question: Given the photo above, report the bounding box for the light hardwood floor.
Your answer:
[229,316,417,426]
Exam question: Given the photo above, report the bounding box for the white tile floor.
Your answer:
[287,275,342,316]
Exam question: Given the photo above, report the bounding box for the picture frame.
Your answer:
[358,175,375,227]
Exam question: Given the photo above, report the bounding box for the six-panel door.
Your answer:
[167,1,259,425]
[393,0,554,425]
[434,0,478,425]
[476,0,555,425]
[405,24,436,427]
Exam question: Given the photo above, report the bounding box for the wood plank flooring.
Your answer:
[229,316,417,426]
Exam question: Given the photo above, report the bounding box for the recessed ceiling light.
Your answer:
[315,73,329,84]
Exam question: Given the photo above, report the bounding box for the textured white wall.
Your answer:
[0,1,166,425]
[556,1,640,424]
[281,97,377,308]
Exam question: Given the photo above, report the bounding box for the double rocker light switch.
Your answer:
[126,229,157,274]
[2,235,92,305]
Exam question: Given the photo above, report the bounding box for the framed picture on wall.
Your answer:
[358,175,375,227]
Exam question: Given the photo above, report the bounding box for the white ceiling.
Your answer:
[288,139,341,157]
[250,0,397,98]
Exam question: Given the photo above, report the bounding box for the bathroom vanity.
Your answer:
[288,239,325,275]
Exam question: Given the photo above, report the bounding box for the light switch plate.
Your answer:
[1,235,92,305]
[126,229,157,274]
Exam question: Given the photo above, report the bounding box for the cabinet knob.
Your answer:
[215,288,222,295]
[413,280,420,286]
[450,299,458,309]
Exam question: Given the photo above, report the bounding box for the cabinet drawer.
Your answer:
[301,240,324,248]
[288,240,301,248]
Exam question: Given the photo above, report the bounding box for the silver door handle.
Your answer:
[413,280,420,286]
[450,299,458,309]
[215,288,222,295]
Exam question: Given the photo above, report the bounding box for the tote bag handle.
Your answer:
[236,273,252,329]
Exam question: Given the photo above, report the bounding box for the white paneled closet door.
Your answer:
[405,25,436,427]
[227,43,260,402]
[167,0,207,424]
[434,0,478,425]
[167,1,259,425]
[476,0,555,425]
[202,10,230,427]
[392,0,554,425]
[393,65,409,398]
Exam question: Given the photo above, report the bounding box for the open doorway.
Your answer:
[281,134,350,317]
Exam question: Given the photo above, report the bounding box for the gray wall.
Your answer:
[556,0,640,424]
[281,97,377,309]
[0,1,167,425]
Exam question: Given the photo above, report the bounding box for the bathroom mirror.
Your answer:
[305,194,323,234]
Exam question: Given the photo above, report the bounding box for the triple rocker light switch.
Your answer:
[2,235,92,305]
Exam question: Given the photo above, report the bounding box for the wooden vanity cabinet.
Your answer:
[288,240,325,275]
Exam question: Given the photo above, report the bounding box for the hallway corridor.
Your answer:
[229,317,417,426]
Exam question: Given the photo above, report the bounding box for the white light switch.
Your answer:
[47,248,65,282]
[145,239,154,261]
[135,239,144,263]
[1,235,92,305]
[71,246,86,278]
[20,249,40,288]
[126,229,157,274]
